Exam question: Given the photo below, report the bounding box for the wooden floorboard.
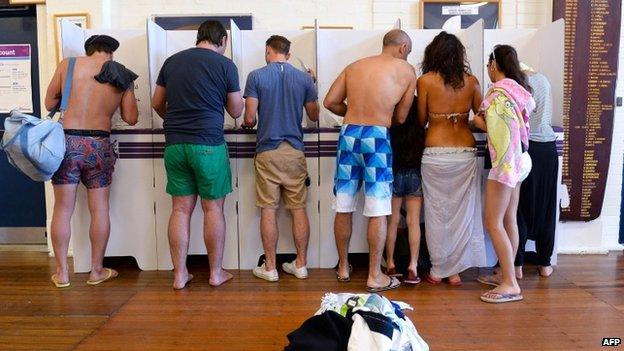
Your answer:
[0,251,622,350]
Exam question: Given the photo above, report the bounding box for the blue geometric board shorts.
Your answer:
[333,124,393,217]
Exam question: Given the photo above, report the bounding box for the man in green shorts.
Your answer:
[151,20,244,289]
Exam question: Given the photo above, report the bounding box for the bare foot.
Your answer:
[88,268,118,283]
[515,266,523,279]
[448,274,462,286]
[209,269,233,287]
[487,282,521,297]
[385,260,395,273]
[477,274,502,286]
[173,273,194,290]
[426,273,442,284]
[538,265,553,277]
[492,267,522,280]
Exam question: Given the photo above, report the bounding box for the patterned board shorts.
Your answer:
[333,124,393,217]
[52,134,116,189]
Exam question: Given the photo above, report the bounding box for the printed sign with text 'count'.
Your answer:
[0,44,33,113]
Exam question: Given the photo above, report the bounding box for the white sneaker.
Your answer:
[282,260,308,279]
[253,263,279,282]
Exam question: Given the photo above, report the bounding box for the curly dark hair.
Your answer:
[421,31,471,89]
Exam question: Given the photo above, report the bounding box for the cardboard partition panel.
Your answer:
[149,24,236,129]
[317,22,482,127]
[318,129,341,268]
[457,20,485,89]
[147,21,239,269]
[60,20,86,58]
[147,19,167,115]
[405,29,441,73]
[316,29,385,265]
[60,22,158,272]
[230,20,243,90]
[239,29,317,128]
[236,132,321,269]
[317,29,386,128]
[236,28,321,269]
[406,20,484,86]
[56,19,564,271]
[90,28,152,129]
[535,19,565,127]
[483,28,539,93]
[152,139,240,270]
[316,24,481,266]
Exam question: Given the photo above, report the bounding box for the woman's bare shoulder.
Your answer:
[417,72,438,86]
[463,73,480,86]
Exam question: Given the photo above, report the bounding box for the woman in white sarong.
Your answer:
[417,32,486,285]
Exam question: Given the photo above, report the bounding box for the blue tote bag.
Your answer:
[1,57,76,182]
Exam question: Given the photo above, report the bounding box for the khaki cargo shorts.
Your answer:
[254,142,308,209]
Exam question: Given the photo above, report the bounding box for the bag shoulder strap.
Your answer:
[60,57,76,111]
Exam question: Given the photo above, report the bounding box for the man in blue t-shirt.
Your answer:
[152,20,244,289]
[242,35,319,282]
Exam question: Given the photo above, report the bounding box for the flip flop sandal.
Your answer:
[403,270,421,285]
[480,291,523,304]
[386,267,403,277]
[86,268,118,286]
[335,264,352,282]
[366,276,401,293]
[477,275,501,287]
[425,274,442,285]
[51,274,70,288]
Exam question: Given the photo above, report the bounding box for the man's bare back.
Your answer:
[45,54,138,131]
[344,56,416,127]
[324,53,416,128]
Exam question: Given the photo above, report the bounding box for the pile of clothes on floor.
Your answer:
[284,292,429,351]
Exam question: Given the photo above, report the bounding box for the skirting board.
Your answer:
[0,227,46,244]
[557,249,611,255]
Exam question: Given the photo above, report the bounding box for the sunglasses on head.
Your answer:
[487,46,499,67]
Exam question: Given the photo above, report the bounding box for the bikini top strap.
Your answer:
[428,112,470,123]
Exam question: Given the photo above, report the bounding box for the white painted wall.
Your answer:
[35,0,621,255]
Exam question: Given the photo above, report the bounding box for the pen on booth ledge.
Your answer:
[296,57,316,84]
[295,57,309,72]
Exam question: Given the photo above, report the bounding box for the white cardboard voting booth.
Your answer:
[147,20,240,270]
[56,18,565,272]
[317,21,487,267]
[60,20,157,272]
[234,24,322,269]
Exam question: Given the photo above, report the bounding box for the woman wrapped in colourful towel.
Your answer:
[473,45,535,304]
